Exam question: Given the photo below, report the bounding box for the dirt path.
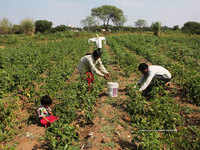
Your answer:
[77,45,137,150]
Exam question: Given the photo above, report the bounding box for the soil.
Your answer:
[0,45,5,49]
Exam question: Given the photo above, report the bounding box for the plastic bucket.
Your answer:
[107,82,119,97]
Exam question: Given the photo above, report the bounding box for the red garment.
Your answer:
[40,115,59,126]
[86,72,94,87]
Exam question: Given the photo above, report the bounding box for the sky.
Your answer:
[1,0,200,28]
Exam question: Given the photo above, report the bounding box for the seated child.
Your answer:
[37,95,59,127]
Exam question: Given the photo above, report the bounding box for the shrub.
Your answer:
[182,21,200,34]
[50,25,70,33]
[0,18,12,34]
[20,18,35,35]
[151,22,161,37]
[12,25,23,34]
[35,20,52,33]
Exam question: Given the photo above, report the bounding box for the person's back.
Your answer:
[148,65,171,79]
[78,54,93,75]
[137,63,171,93]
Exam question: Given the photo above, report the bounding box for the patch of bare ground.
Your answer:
[0,45,5,49]
[11,125,46,150]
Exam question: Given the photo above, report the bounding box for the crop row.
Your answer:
[0,35,106,149]
[107,35,200,150]
[110,34,200,106]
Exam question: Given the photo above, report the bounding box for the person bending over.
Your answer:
[78,49,109,90]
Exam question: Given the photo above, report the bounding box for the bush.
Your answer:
[35,20,52,33]
[12,25,23,34]
[0,18,12,34]
[182,21,200,34]
[151,22,161,37]
[20,18,35,35]
[50,25,72,33]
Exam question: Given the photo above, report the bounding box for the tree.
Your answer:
[151,22,161,37]
[91,5,126,26]
[135,19,148,28]
[182,21,200,34]
[113,15,127,26]
[173,25,179,30]
[12,25,23,34]
[35,20,52,33]
[20,18,35,35]
[81,16,99,28]
[51,25,68,33]
[0,18,12,34]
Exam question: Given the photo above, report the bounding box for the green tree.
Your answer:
[113,15,127,26]
[182,21,200,34]
[20,18,35,35]
[35,20,52,33]
[173,25,179,30]
[135,19,148,28]
[151,22,161,37]
[81,16,99,28]
[0,18,12,34]
[12,24,23,34]
[91,5,126,26]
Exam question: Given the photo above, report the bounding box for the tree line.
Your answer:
[0,5,200,35]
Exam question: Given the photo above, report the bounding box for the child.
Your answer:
[37,95,59,127]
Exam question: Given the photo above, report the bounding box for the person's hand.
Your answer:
[44,117,50,122]
[165,82,170,87]
[104,74,109,80]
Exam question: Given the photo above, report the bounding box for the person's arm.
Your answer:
[88,57,105,77]
[47,106,52,115]
[88,38,97,43]
[97,58,109,74]
[139,73,154,91]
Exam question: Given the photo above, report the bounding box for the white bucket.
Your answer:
[107,82,119,97]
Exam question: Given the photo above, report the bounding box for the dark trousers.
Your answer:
[142,75,171,97]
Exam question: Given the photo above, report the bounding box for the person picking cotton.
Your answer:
[78,49,109,91]
[137,63,172,97]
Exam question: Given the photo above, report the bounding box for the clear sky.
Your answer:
[1,0,200,27]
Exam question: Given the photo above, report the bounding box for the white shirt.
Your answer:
[138,65,171,91]
[78,55,109,77]
[88,37,106,48]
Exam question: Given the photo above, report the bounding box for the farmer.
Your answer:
[88,34,106,49]
[137,63,172,96]
[78,49,109,90]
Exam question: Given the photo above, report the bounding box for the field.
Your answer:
[0,31,200,150]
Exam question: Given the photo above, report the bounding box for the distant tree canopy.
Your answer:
[35,20,52,33]
[12,24,23,34]
[81,16,99,28]
[173,25,179,30]
[20,18,35,35]
[135,19,148,28]
[182,21,200,34]
[91,5,126,26]
[0,18,12,34]
[151,22,161,37]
